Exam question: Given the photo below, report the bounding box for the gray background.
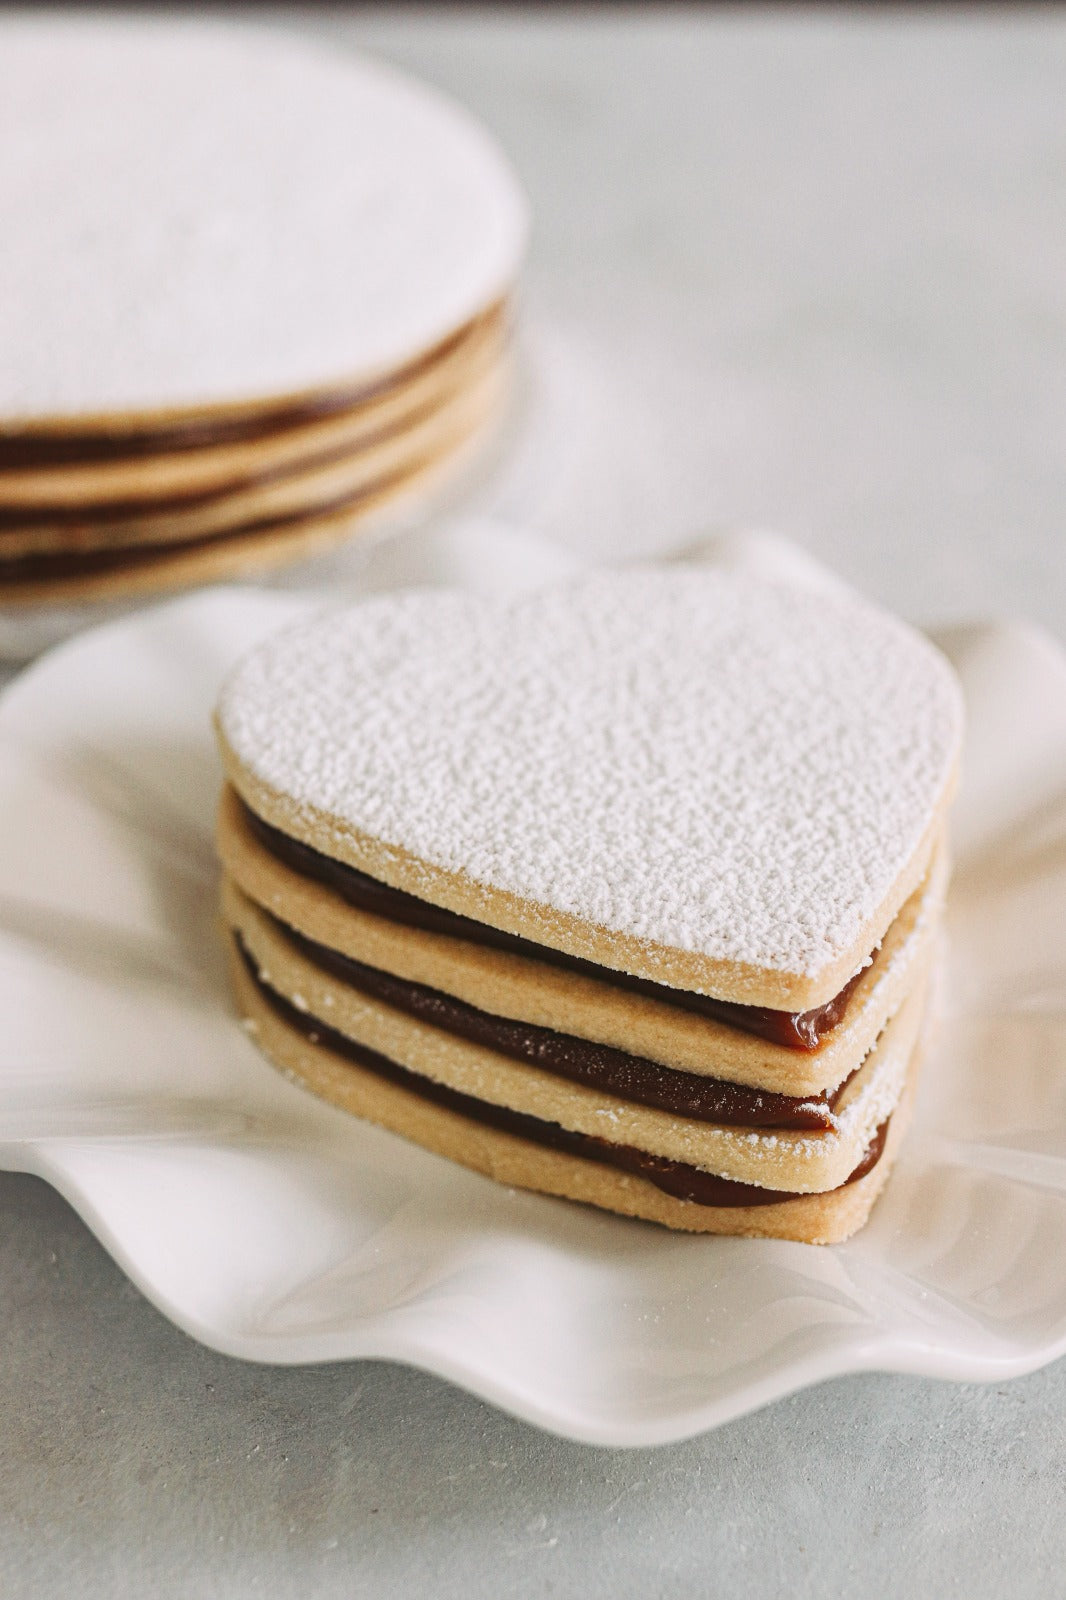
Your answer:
[3,8,1065,1596]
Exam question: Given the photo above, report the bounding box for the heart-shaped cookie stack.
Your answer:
[215,568,963,1243]
[0,19,526,615]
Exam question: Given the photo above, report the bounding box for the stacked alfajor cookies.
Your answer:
[215,569,963,1244]
[0,19,526,618]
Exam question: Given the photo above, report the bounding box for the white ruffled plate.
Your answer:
[1,530,1064,1448]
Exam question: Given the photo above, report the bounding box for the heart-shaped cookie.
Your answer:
[216,567,962,1241]
[218,568,961,1006]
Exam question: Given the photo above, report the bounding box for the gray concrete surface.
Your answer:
[3,8,1066,1595]
[3,1170,1062,1598]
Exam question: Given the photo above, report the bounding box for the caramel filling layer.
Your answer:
[0,393,451,527]
[239,799,871,1052]
[263,908,849,1130]
[0,470,419,583]
[238,938,888,1209]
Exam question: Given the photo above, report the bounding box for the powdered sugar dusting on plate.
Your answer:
[218,568,963,978]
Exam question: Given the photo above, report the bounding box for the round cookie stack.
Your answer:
[0,18,527,635]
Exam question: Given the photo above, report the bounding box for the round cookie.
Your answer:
[0,18,528,423]
[0,355,508,556]
[216,569,964,1010]
[0,403,499,606]
[0,305,507,510]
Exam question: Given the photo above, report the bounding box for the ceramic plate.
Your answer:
[2,531,1065,1448]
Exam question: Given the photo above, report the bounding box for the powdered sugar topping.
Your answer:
[218,568,962,979]
[0,17,527,418]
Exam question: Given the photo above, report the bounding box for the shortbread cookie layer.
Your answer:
[217,570,963,1010]
[0,353,506,556]
[0,304,507,515]
[226,891,927,1193]
[229,936,920,1243]
[218,783,947,1096]
[0,408,500,606]
[0,19,527,420]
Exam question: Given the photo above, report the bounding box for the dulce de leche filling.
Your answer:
[237,937,888,1210]
[238,797,873,1052]
[261,909,850,1131]
[0,473,417,584]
